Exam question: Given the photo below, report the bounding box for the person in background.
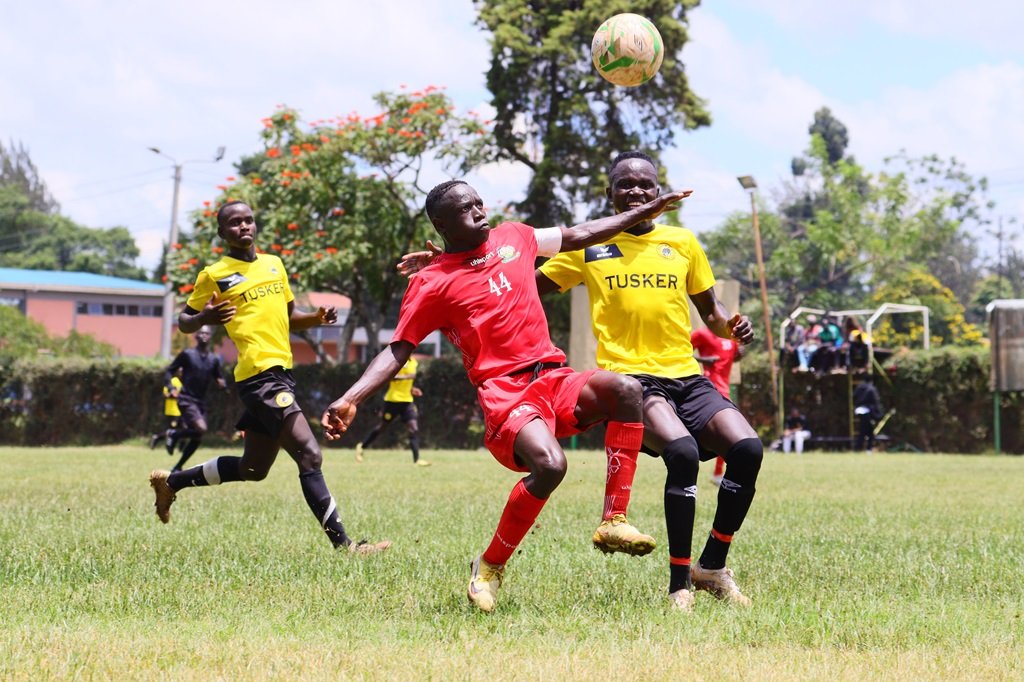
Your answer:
[355,356,430,467]
[690,324,746,486]
[163,326,227,473]
[782,407,811,454]
[853,375,884,452]
[796,314,820,373]
[150,368,183,451]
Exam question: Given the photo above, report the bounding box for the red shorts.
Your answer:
[478,366,598,472]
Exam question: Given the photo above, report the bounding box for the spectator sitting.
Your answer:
[783,319,806,372]
[782,407,811,454]
[812,315,842,374]
[796,314,820,372]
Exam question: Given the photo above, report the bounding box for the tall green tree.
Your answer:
[704,117,990,341]
[474,0,710,227]
[0,141,145,279]
[165,88,488,361]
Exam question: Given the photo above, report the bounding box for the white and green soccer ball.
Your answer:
[591,13,664,87]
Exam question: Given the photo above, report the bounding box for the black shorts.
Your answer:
[234,367,304,438]
[382,401,417,423]
[176,395,208,429]
[632,373,738,459]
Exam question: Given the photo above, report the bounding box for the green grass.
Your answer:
[0,445,1022,680]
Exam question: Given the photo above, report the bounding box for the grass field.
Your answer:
[0,444,1021,680]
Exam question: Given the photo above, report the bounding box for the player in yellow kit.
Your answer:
[355,356,430,466]
[538,152,761,611]
[148,200,389,554]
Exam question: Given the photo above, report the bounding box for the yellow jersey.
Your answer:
[186,254,295,381]
[163,376,182,417]
[540,224,716,378]
[384,357,418,403]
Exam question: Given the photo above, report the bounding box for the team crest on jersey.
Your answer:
[216,272,247,292]
[274,391,295,408]
[497,245,520,263]
[658,243,676,260]
[584,244,624,262]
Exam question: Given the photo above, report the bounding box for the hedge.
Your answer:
[0,348,1020,453]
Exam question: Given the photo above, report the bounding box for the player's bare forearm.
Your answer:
[691,289,754,345]
[559,189,692,251]
[290,305,337,331]
[321,342,414,439]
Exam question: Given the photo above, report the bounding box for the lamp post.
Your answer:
[150,145,225,359]
[737,175,780,432]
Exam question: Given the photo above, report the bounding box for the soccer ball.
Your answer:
[591,13,664,87]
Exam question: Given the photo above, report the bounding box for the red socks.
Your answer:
[603,421,644,519]
[482,480,547,566]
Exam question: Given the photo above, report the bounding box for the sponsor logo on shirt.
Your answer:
[468,251,495,267]
[658,244,676,259]
[274,391,295,408]
[216,272,247,292]
[603,273,680,290]
[238,280,286,303]
[584,244,624,262]
[497,245,520,263]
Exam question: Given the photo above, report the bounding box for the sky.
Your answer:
[3,0,1023,275]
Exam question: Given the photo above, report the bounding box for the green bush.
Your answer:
[1,349,1019,453]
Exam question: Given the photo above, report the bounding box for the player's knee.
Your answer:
[527,446,567,489]
[605,373,643,415]
[662,436,699,485]
[724,437,763,486]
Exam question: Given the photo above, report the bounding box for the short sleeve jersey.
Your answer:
[392,223,565,387]
[185,253,295,382]
[690,326,739,397]
[163,376,182,417]
[384,357,418,403]
[539,224,716,378]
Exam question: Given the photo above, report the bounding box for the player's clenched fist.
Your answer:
[321,399,358,441]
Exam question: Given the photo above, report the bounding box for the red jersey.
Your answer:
[690,326,739,398]
[392,222,565,386]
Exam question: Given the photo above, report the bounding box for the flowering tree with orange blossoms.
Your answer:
[165,87,492,361]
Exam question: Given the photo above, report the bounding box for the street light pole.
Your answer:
[737,175,780,434]
[150,146,225,359]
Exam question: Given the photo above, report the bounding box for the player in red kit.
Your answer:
[322,179,690,612]
[691,325,746,486]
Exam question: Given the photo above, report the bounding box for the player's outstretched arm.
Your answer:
[559,189,692,252]
[321,341,415,441]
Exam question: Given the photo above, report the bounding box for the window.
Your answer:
[76,301,162,317]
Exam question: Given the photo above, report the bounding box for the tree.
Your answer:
[165,87,489,362]
[474,0,710,227]
[869,268,983,347]
[703,113,991,336]
[0,142,145,279]
[0,140,58,214]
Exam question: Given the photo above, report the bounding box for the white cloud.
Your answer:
[736,0,1024,54]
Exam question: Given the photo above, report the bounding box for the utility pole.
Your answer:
[150,146,225,359]
[737,175,780,434]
